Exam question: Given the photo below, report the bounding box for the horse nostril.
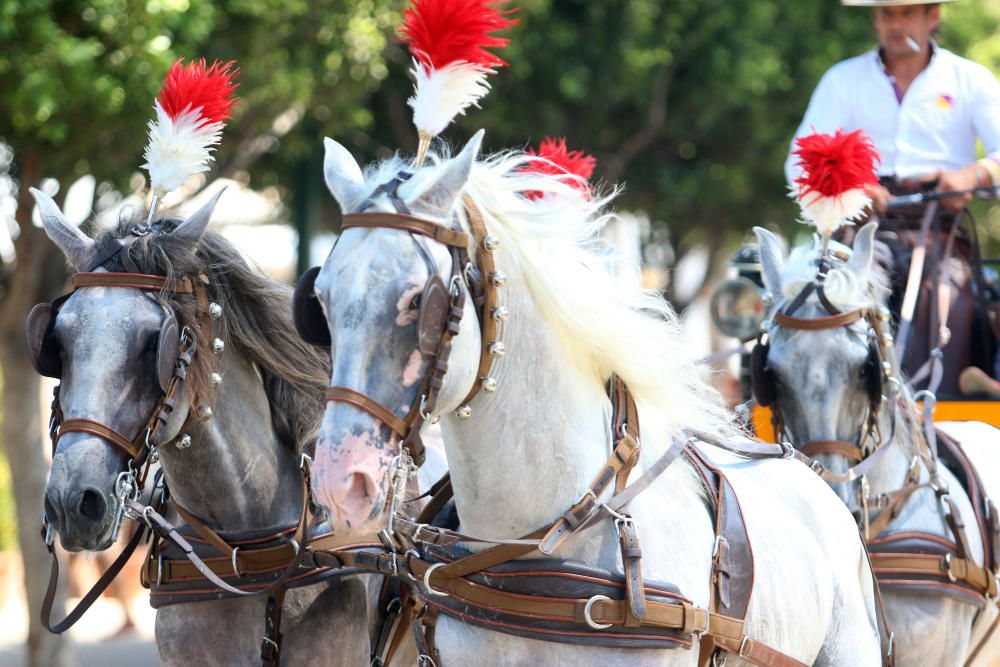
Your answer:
[78,489,107,522]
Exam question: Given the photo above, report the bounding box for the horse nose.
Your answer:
[43,490,64,534]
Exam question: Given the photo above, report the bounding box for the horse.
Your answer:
[32,188,373,666]
[753,222,1000,666]
[298,129,887,665]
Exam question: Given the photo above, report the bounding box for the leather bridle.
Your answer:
[322,174,504,467]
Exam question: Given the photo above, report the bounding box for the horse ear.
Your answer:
[753,226,785,298]
[172,187,227,245]
[323,138,367,213]
[413,129,484,216]
[847,221,878,277]
[30,187,96,270]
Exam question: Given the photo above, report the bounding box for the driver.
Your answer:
[784,0,1000,396]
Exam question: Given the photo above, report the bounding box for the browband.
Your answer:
[72,272,195,294]
[341,213,471,249]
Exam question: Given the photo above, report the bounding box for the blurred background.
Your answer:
[2,1,999,664]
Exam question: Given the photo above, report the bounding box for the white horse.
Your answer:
[755,223,1000,666]
[306,130,884,665]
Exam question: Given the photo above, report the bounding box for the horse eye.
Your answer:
[409,293,422,310]
[144,334,159,356]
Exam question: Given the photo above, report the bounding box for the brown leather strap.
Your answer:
[457,196,501,409]
[773,308,864,331]
[57,418,143,459]
[341,213,471,249]
[799,439,864,462]
[870,552,998,597]
[72,272,194,293]
[260,586,287,666]
[41,521,147,634]
[617,517,646,626]
[324,386,409,437]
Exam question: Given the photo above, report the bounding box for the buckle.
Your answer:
[944,553,958,583]
[422,563,448,597]
[739,636,752,658]
[713,534,729,559]
[583,594,612,630]
[778,441,794,459]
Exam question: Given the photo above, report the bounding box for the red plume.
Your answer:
[793,129,879,200]
[791,129,880,235]
[158,59,240,125]
[400,0,518,73]
[522,137,597,200]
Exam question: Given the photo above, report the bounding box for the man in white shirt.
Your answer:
[784,0,1000,394]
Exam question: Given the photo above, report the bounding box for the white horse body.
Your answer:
[755,224,1000,667]
[311,133,884,665]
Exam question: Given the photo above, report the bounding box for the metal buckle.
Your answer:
[417,655,438,667]
[713,534,729,559]
[739,636,752,658]
[944,553,958,583]
[299,452,313,472]
[260,636,279,654]
[583,594,612,630]
[422,563,448,597]
[156,553,164,586]
[231,546,243,578]
[778,441,794,459]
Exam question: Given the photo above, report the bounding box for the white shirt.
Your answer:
[784,44,1000,186]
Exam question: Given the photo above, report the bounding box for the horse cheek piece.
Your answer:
[293,266,331,347]
[27,296,181,394]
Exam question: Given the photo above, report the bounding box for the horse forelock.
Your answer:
[93,212,330,453]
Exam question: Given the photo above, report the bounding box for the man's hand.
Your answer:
[863,183,891,215]
[936,165,981,212]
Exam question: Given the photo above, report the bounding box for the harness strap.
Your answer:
[341,213,471,249]
[800,440,863,462]
[71,271,195,293]
[869,552,998,597]
[324,386,409,438]
[260,587,287,667]
[773,309,864,330]
[57,418,143,459]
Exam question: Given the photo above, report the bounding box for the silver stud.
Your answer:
[197,405,213,420]
[455,405,472,419]
[489,342,506,357]
[210,372,223,386]
[175,434,192,450]
[212,338,225,354]
[492,307,510,323]
[209,303,223,319]
[483,235,500,252]
[481,377,498,393]
[490,271,507,287]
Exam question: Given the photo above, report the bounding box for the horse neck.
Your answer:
[439,276,614,539]
[159,350,303,531]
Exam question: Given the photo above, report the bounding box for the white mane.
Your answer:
[428,148,739,456]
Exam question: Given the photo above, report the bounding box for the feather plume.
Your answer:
[522,137,597,200]
[791,129,880,236]
[142,59,239,194]
[400,0,517,138]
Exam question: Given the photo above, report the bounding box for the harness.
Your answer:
[753,257,1000,661]
[299,179,878,666]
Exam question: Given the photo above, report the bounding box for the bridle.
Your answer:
[308,171,505,468]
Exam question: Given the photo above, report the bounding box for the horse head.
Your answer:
[753,222,890,509]
[34,188,223,551]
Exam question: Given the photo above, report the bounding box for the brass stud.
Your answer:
[212,338,225,354]
[455,405,472,419]
[211,372,223,386]
[492,307,510,323]
[209,303,222,319]
[490,271,507,287]
[483,235,500,252]
[197,405,213,420]
[175,433,192,450]
[481,377,498,393]
[489,342,506,357]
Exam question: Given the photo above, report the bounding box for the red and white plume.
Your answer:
[142,59,239,195]
[791,128,880,237]
[522,137,597,200]
[399,0,517,159]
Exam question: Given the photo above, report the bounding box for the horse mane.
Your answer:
[370,145,740,456]
[94,214,330,453]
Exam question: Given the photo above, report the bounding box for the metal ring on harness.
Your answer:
[944,553,958,583]
[423,562,449,597]
[584,594,613,630]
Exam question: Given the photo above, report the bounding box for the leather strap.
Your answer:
[71,272,195,293]
[870,552,998,598]
[57,418,143,459]
[324,386,409,438]
[799,439,863,462]
[341,213,471,249]
[773,309,864,331]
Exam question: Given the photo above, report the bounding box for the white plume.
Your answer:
[142,101,225,194]
[408,60,493,138]
[794,187,871,237]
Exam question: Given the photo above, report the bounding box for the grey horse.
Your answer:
[755,223,1000,666]
[34,188,372,666]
